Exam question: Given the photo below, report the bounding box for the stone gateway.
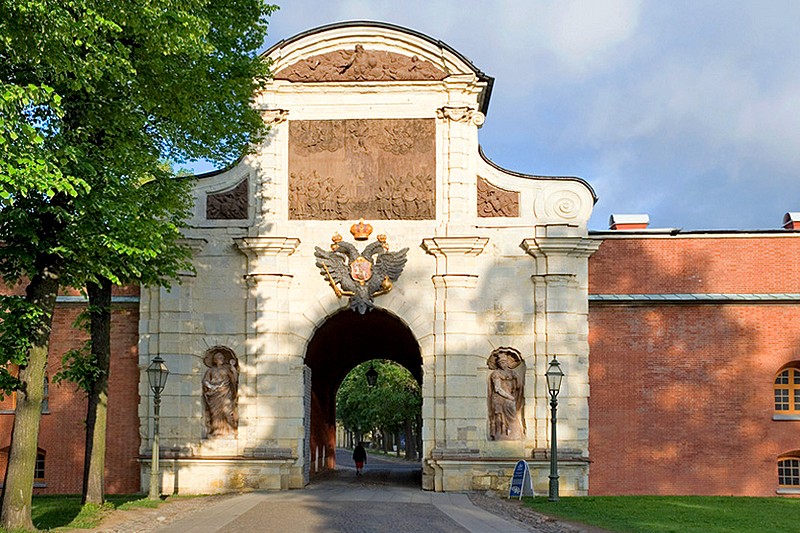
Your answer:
[137,21,597,494]
[4,21,798,500]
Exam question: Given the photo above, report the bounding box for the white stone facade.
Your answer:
[138,22,598,495]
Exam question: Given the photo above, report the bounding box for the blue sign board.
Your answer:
[508,460,534,499]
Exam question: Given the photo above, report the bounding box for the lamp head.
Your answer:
[365,364,378,388]
[147,355,170,395]
[545,357,564,397]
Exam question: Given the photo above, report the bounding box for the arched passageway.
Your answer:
[305,309,421,476]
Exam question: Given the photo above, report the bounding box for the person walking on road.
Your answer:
[353,442,367,476]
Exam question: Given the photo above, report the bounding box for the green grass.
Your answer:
[0,494,154,532]
[523,495,800,533]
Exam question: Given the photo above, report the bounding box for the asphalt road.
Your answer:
[158,449,530,532]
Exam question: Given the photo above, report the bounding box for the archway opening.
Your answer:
[336,360,422,460]
[304,308,421,477]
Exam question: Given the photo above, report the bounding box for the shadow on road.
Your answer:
[311,448,423,488]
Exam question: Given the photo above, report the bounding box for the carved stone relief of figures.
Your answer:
[291,120,344,153]
[487,347,526,441]
[206,178,248,220]
[288,119,435,220]
[477,177,520,218]
[274,45,447,82]
[202,347,239,438]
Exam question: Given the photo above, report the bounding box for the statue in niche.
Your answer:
[487,347,526,441]
[202,348,239,438]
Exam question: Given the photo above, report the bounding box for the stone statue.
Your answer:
[487,347,526,441]
[202,348,239,438]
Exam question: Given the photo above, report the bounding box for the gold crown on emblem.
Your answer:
[350,219,373,241]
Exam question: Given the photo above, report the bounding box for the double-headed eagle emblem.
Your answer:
[314,220,408,314]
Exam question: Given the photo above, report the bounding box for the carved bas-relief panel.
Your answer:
[477,177,519,218]
[487,347,526,441]
[289,119,435,220]
[274,45,447,82]
[206,177,248,220]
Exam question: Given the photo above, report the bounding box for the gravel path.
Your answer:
[84,494,240,533]
[468,491,614,533]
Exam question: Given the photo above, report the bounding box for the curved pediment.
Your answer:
[273,44,447,82]
[264,21,493,111]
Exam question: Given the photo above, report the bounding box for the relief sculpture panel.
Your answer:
[477,177,519,218]
[274,45,447,82]
[289,119,435,220]
[206,177,248,220]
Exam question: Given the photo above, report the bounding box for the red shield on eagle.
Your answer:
[350,256,373,284]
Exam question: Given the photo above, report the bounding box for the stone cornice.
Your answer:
[521,237,601,259]
[177,238,208,255]
[431,274,479,289]
[422,236,488,257]
[590,293,800,304]
[243,273,294,287]
[234,237,301,258]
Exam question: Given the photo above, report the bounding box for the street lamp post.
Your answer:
[365,364,378,388]
[545,357,564,502]
[147,355,170,500]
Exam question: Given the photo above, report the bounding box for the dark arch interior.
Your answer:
[305,308,421,475]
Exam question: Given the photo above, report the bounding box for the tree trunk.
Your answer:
[82,277,112,504]
[0,263,60,531]
[404,419,415,460]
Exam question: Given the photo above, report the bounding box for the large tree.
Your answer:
[57,164,193,505]
[337,361,422,457]
[0,0,276,528]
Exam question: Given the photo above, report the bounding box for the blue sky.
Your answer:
[212,1,800,231]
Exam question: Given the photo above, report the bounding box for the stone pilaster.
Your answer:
[436,107,485,234]
[521,234,601,473]
[234,237,301,450]
[422,236,488,486]
[255,108,289,228]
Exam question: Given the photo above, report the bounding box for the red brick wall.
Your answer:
[590,236,800,294]
[0,290,141,494]
[588,236,800,496]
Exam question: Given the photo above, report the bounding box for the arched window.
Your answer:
[778,453,800,493]
[774,363,800,416]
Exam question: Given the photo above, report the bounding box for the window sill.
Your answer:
[777,488,800,495]
[773,414,800,421]
[0,482,46,489]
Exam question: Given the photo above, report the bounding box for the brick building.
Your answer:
[0,287,141,495]
[588,220,800,496]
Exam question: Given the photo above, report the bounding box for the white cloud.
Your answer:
[539,0,641,74]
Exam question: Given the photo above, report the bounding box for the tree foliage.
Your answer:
[0,0,278,525]
[337,360,422,439]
